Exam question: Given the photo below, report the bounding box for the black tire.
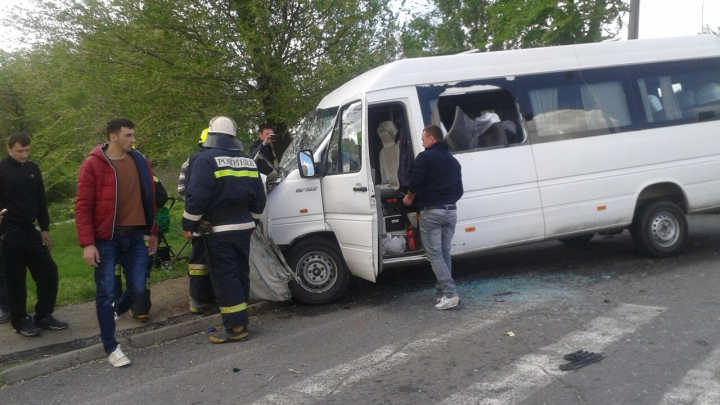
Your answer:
[558,233,595,246]
[286,238,350,305]
[631,200,687,258]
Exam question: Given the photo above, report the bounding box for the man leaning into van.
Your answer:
[403,124,464,310]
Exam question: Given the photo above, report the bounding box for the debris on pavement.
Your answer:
[696,340,708,346]
[559,350,604,371]
[505,331,515,337]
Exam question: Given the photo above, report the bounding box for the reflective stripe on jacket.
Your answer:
[182,147,266,233]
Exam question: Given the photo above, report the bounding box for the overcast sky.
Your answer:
[626,0,720,38]
[1,0,719,51]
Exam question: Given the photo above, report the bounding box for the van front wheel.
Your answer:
[631,201,687,258]
[287,238,350,305]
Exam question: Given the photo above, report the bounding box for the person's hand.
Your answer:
[263,135,276,145]
[41,231,53,251]
[148,234,158,256]
[183,230,193,239]
[83,245,101,267]
[402,194,414,206]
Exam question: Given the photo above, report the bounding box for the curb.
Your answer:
[0,301,278,385]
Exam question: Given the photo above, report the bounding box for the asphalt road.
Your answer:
[2,215,720,405]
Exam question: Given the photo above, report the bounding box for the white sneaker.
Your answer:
[435,295,460,310]
[114,312,120,322]
[108,345,131,368]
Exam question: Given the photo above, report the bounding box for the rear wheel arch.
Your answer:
[635,182,687,212]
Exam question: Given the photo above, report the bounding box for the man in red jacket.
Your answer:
[75,117,158,368]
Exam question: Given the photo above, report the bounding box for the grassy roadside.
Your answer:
[24,201,188,312]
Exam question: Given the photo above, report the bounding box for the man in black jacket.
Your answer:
[249,123,277,175]
[403,125,464,310]
[0,132,67,335]
[0,209,8,323]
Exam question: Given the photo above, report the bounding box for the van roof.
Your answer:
[318,35,720,108]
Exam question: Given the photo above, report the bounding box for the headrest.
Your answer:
[377,121,398,147]
[696,83,720,105]
[648,95,663,113]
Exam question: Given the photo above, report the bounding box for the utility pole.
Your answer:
[628,0,640,40]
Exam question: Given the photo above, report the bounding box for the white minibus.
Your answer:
[259,35,720,305]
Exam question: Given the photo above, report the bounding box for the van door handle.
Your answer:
[353,186,368,192]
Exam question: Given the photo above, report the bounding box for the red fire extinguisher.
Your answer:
[407,226,417,251]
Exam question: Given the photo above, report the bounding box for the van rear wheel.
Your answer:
[287,238,350,305]
[631,200,687,258]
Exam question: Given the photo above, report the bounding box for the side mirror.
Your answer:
[298,149,316,177]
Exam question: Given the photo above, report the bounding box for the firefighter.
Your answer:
[178,129,215,313]
[182,116,266,343]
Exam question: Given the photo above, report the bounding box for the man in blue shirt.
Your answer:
[403,125,464,310]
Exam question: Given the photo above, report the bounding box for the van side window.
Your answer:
[635,69,720,125]
[326,101,362,174]
[417,86,525,154]
[527,80,631,137]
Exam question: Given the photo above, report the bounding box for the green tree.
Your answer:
[0,0,398,201]
[487,0,628,50]
[400,0,628,56]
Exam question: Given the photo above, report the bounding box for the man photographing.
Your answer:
[249,123,278,175]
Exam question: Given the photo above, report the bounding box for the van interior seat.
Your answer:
[377,121,401,189]
[479,122,509,148]
[696,82,720,105]
[474,113,508,148]
[444,106,478,152]
[648,95,666,122]
[502,120,519,144]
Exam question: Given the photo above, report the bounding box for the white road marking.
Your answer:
[658,346,720,405]
[439,303,666,405]
[250,298,552,405]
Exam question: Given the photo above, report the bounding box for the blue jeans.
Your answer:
[94,230,148,354]
[420,209,458,298]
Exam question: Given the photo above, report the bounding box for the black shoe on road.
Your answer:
[15,316,41,337]
[34,314,69,330]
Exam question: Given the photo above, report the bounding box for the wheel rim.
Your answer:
[295,251,338,294]
[650,211,680,247]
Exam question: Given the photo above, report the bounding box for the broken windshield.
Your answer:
[280,107,339,174]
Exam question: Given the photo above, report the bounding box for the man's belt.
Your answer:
[422,205,457,211]
[114,226,143,236]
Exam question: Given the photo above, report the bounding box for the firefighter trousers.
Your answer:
[188,237,215,301]
[206,230,251,329]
